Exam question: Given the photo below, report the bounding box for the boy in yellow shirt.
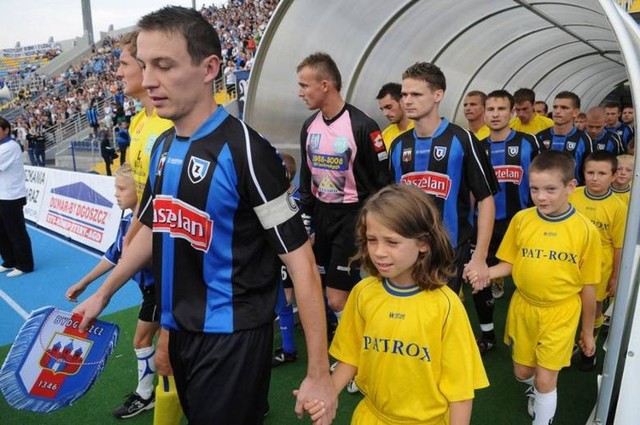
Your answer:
[570,151,627,370]
[466,150,601,424]
[611,154,633,205]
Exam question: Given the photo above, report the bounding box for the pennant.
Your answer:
[0,306,118,412]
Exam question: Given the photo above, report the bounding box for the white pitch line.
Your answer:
[0,289,29,320]
[28,223,102,259]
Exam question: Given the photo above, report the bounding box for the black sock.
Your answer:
[483,330,496,341]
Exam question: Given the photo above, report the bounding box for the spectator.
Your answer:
[0,116,35,278]
[116,121,131,164]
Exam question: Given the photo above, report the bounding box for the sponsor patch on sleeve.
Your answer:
[369,130,386,154]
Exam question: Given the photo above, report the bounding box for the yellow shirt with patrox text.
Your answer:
[330,277,488,424]
[611,185,631,206]
[128,109,173,200]
[570,187,627,286]
[497,206,602,305]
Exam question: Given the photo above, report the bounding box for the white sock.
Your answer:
[516,375,535,386]
[480,323,494,332]
[532,387,557,425]
[135,346,156,399]
[333,309,343,323]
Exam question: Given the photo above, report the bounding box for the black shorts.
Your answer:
[487,219,510,267]
[138,285,159,323]
[313,204,361,291]
[447,239,473,294]
[169,324,272,425]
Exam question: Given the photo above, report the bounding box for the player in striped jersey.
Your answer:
[605,102,634,151]
[472,90,541,354]
[73,7,336,424]
[536,91,593,186]
[389,62,499,295]
[586,107,624,155]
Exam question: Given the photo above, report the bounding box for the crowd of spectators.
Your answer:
[2,0,279,163]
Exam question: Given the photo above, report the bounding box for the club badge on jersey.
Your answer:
[0,307,119,413]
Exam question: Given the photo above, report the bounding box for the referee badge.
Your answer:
[433,146,447,161]
[188,156,211,184]
[508,146,519,157]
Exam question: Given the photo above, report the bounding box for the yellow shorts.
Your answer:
[596,267,612,301]
[351,399,448,425]
[504,290,581,370]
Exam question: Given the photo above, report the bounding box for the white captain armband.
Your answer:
[253,187,299,229]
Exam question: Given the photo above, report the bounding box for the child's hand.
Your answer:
[292,390,327,424]
[607,276,618,297]
[579,330,596,357]
[66,282,87,302]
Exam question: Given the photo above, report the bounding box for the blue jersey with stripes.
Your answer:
[103,212,154,290]
[139,107,307,333]
[593,129,624,155]
[389,119,499,249]
[606,122,634,151]
[536,127,593,185]
[480,130,540,221]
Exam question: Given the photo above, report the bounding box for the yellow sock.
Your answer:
[153,375,183,425]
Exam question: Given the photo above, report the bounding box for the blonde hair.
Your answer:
[352,184,456,291]
[114,163,135,183]
[617,154,634,165]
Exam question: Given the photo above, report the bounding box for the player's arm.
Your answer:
[73,225,153,332]
[449,399,473,425]
[66,259,115,302]
[579,284,597,356]
[280,242,336,425]
[298,124,315,236]
[608,248,622,297]
[465,195,495,288]
[122,205,142,252]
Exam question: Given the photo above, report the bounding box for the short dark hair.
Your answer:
[297,52,342,91]
[555,91,581,110]
[535,100,548,114]
[584,151,618,174]
[513,88,535,105]
[530,150,576,184]
[402,62,446,92]
[376,82,402,101]
[0,116,10,133]
[486,90,514,109]
[137,6,222,65]
[604,102,622,112]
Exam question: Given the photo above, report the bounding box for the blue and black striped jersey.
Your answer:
[139,107,307,334]
[389,119,499,249]
[593,129,625,155]
[480,130,541,221]
[536,127,593,185]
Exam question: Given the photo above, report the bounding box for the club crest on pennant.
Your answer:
[188,156,210,184]
[0,307,119,413]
